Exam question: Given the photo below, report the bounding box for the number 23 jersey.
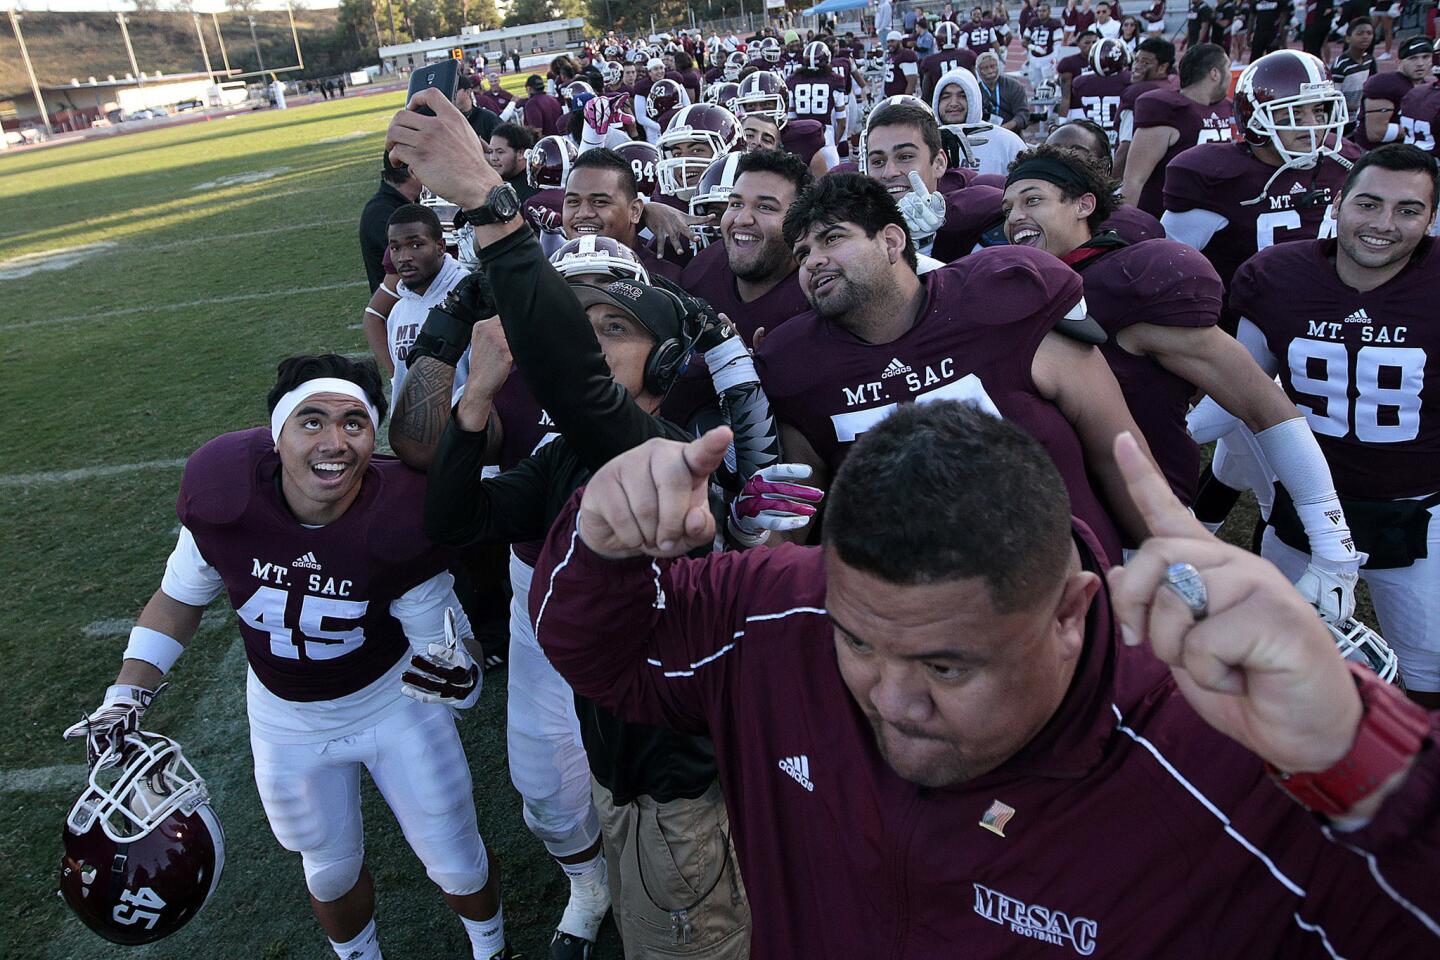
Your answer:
[1231,237,1440,500]
[172,428,452,704]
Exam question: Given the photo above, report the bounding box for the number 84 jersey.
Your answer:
[1231,237,1440,500]
[171,428,451,708]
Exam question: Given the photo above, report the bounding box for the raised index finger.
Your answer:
[907,170,929,196]
[1113,431,1209,540]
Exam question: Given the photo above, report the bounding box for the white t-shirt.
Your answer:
[387,253,469,410]
[161,525,463,744]
[1093,18,1122,39]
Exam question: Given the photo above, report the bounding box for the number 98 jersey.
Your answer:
[174,428,452,704]
[1231,237,1440,500]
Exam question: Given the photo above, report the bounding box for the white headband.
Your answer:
[270,377,380,443]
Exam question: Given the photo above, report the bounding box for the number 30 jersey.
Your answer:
[172,428,452,706]
[1231,238,1440,500]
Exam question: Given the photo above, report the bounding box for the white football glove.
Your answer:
[897,170,946,240]
[63,684,156,769]
[402,607,481,708]
[728,464,826,544]
[1294,554,1360,625]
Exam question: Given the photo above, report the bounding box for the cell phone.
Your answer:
[407,59,460,116]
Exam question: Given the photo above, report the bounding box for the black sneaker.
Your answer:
[549,931,594,960]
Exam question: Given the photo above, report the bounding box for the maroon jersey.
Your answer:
[476,88,514,114]
[781,119,827,164]
[176,428,450,702]
[1231,238,1440,500]
[756,247,1122,558]
[522,92,564,136]
[490,374,560,564]
[680,67,704,100]
[1069,70,1132,144]
[1063,5,1097,34]
[1076,239,1223,504]
[703,64,725,84]
[637,242,685,283]
[1163,139,1360,289]
[1023,17,1066,56]
[930,185,1006,262]
[1354,72,1416,149]
[1399,80,1440,155]
[920,48,978,96]
[522,187,564,235]
[1132,89,1235,215]
[1117,77,1170,137]
[1103,204,1165,244]
[632,74,655,100]
[885,47,920,96]
[680,241,811,344]
[787,71,847,131]
[1057,51,1089,83]
[962,19,997,52]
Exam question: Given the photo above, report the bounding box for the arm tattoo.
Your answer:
[392,356,457,450]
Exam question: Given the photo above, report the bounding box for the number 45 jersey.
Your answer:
[174,428,451,706]
[1231,238,1440,500]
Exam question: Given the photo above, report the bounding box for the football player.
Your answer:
[566,148,685,283]
[1398,43,1440,156]
[65,355,509,960]
[1001,146,1361,616]
[961,5,997,55]
[920,20,978,100]
[788,40,850,157]
[522,134,577,245]
[1044,120,1167,243]
[930,67,1028,176]
[1355,35,1433,149]
[656,103,742,205]
[1112,36,1175,175]
[1057,27,1100,117]
[1162,49,1359,293]
[1228,144,1440,707]
[1119,42,1234,217]
[1022,2,1067,90]
[884,30,920,97]
[1068,37,1134,147]
[755,172,1158,561]
[680,149,814,344]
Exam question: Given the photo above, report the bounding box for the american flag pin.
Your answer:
[979,799,1016,837]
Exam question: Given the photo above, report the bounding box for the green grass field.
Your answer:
[0,92,622,960]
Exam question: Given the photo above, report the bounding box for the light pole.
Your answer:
[8,9,52,137]
[117,12,142,85]
[248,15,267,75]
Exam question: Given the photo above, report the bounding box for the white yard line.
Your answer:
[141,219,333,252]
[83,609,232,638]
[0,764,88,793]
[0,280,366,332]
[0,458,187,488]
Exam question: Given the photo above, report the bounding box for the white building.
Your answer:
[378,18,586,73]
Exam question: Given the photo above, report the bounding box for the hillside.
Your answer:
[0,8,365,99]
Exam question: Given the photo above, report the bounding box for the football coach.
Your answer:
[527,402,1439,959]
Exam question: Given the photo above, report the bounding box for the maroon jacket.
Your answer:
[533,504,1440,959]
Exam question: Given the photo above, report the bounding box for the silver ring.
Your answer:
[1161,562,1208,621]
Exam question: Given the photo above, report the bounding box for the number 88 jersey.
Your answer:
[172,429,451,707]
[1231,237,1440,500]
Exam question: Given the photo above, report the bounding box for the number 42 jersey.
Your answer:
[1231,238,1440,500]
[169,428,453,724]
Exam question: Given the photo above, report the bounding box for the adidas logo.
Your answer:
[778,755,814,792]
[291,551,322,569]
[1290,182,1306,194]
[881,357,912,378]
[1342,308,1372,324]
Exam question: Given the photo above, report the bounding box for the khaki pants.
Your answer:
[592,779,750,958]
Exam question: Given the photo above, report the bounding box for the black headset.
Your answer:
[642,286,704,396]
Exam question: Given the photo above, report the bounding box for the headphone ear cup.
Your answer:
[644,338,685,395]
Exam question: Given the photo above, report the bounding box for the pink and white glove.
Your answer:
[729,464,825,543]
[585,93,634,135]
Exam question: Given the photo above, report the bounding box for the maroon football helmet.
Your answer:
[1233,50,1347,167]
[734,70,790,128]
[550,235,652,283]
[615,140,661,196]
[658,104,742,199]
[688,152,745,247]
[803,40,831,73]
[527,134,579,190]
[705,81,742,114]
[60,727,225,945]
[646,78,689,120]
[1089,37,1132,77]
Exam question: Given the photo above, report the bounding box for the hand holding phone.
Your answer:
[408,59,460,117]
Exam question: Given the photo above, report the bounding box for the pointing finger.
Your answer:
[1113,431,1209,541]
[907,170,929,196]
[680,427,734,480]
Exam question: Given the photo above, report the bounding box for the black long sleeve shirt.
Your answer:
[425,226,717,805]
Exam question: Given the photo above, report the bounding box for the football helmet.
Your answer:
[550,235,651,284]
[936,20,961,50]
[601,60,623,88]
[706,81,742,114]
[804,40,831,73]
[60,726,225,945]
[734,71,790,128]
[1328,616,1402,686]
[646,78,690,120]
[724,50,748,81]
[1090,36,1133,77]
[758,37,783,64]
[1234,50,1348,170]
[527,134,579,190]
[562,79,596,111]
[658,103,742,200]
[604,43,623,60]
[688,152,745,248]
[615,139,662,196]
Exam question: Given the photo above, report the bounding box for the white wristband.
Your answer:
[124,626,186,675]
[704,336,759,393]
[1254,417,1358,563]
